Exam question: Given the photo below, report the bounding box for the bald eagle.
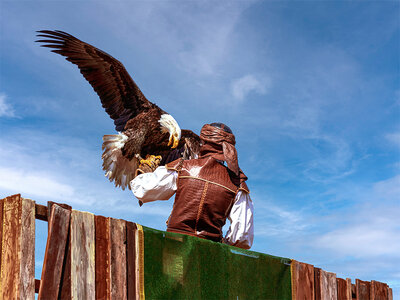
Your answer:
[36,30,200,190]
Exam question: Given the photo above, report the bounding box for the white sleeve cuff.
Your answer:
[224,190,254,249]
[130,166,178,203]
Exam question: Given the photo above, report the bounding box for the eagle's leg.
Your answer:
[139,155,162,172]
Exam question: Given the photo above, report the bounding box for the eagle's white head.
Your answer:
[159,114,181,148]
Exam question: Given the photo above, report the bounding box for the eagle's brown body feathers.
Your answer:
[37,30,200,190]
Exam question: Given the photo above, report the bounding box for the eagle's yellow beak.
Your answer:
[168,134,179,149]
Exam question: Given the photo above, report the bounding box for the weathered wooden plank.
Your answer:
[71,210,95,300]
[35,279,40,293]
[47,201,72,230]
[59,226,71,300]
[346,278,352,300]
[356,279,370,300]
[0,195,35,299]
[95,215,111,299]
[19,198,36,299]
[371,280,388,300]
[110,218,127,300]
[0,194,22,298]
[0,198,3,274]
[126,222,137,300]
[319,270,337,300]
[291,260,314,300]
[388,287,393,300]
[35,203,48,221]
[315,268,321,300]
[337,278,351,300]
[38,204,71,299]
[135,224,145,300]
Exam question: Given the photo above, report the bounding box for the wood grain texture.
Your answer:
[71,210,95,300]
[58,225,71,300]
[356,279,370,300]
[95,215,111,299]
[319,270,337,300]
[0,194,22,299]
[314,268,321,300]
[370,280,388,300]
[337,278,351,300]
[19,198,36,299]
[0,195,35,300]
[35,203,48,221]
[346,278,352,300]
[291,260,314,300]
[388,287,393,300]
[126,222,137,300]
[110,218,127,300]
[0,198,3,275]
[38,204,71,300]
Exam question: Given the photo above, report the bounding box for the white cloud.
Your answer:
[386,132,400,149]
[231,74,271,101]
[316,219,400,258]
[0,94,15,117]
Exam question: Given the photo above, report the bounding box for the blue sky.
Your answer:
[1,0,399,297]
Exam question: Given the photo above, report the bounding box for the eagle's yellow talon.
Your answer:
[140,155,162,170]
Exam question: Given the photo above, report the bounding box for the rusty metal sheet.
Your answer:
[110,218,127,300]
[291,260,314,300]
[95,215,111,299]
[370,280,388,300]
[356,279,370,300]
[38,204,71,299]
[71,210,95,299]
[126,222,137,300]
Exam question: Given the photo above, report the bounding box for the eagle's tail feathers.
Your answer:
[102,133,138,190]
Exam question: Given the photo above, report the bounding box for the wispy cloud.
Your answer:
[0,93,15,117]
[231,74,271,102]
[0,166,76,203]
[386,132,400,149]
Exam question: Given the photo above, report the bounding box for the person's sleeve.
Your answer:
[224,190,254,249]
[130,166,178,203]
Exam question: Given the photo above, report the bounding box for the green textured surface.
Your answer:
[143,226,292,300]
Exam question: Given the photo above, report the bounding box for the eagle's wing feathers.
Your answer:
[36,30,154,131]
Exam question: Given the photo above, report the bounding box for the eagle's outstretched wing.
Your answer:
[36,30,157,131]
[37,30,202,191]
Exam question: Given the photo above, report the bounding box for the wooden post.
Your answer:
[356,279,370,300]
[95,215,111,299]
[317,270,337,300]
[71,210,95,299]
[337,277,351,300]
[38,204,71,299]
[110,218,127,300]
[0,195,35,299]
[388,287,393,300]
[0,198,3,274]
[291,260,314,300]
[370,280,388,300]
[346,278,352,300]
[126,222,137,300]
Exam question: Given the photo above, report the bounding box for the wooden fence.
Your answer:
[0,194,393,300]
